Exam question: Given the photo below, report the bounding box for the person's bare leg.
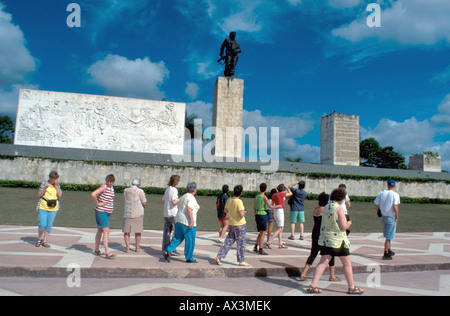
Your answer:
[95,228,102,252]
[340,256,354,289]
[124,233,130,252]
[135,233,141,252]
[310,255,332,289]
[102,228,110,254]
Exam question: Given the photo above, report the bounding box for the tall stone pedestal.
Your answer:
[212,77,244,158]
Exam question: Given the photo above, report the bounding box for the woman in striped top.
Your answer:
[91,174,116,259]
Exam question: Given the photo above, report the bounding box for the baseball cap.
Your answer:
[387,179,396,186]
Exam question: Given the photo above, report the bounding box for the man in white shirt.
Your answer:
[374,180,400,260]
[162,175,181,253]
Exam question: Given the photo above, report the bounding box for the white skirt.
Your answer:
[273,209,285,227]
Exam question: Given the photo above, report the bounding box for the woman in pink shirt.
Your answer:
[267,184,292,249]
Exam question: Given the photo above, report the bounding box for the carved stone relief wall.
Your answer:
[14,89,186,155]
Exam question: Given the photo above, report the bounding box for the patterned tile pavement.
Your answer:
[0,225,449,296]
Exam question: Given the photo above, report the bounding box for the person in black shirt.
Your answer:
[216,185,230,243]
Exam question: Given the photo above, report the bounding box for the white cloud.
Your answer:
[185,82,199,99]
[0,83,39,119]
[186,100,213,127]
[433,67,450,85]
[81,0,155,43]
[439,141,450,171]
[361,117,436,155]
[327,0,450,63]
[281,143,321,163]
[243,109,317,161]
[431,65,450,84]
[431,94,450,132]
[183,49,222,80]
[0,3,36,86]
[0,3,37,120]
[204,0,265,37]
[360,114,450,170]
[174,0,375,46]
[332,0,450,45]
[327,0,362,9]
[175,0,290,43]
[87,54,169,100]
[218,6,263,35]
[287,0,302,5]
[182,103,319,162]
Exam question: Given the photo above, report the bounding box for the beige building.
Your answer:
[321,112,360,166]
[409,154,442,172]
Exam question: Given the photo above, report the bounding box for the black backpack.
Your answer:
[288,195,295,206]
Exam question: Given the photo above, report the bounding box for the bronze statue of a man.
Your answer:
[219,32,241,77]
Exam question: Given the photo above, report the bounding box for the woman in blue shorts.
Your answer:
[91,174,116,259]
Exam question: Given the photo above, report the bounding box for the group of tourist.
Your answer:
[34,170,400,295]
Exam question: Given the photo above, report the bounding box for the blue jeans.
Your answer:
[38,209,58,232]
[166,222,197,261]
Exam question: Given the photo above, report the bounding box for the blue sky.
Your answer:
[0,0,449,170]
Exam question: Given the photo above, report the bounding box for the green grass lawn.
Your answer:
[1,187,449,233]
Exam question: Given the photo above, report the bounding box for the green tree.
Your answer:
[184,113,207,140]
[360,138,380,167]
[422,151,439,158]
[284,156,302,162]
[360,138,407,169]
[185,113,198,139]
[0,115,14,144]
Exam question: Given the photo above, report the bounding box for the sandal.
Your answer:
[35,240,42,247]
[93,250,104,256]
[279,245,288,249]
[306,286,322,294]
[329,276,342,282]
[265,242,272,249]
[348,287,364,295]
[104,252,116,259]
[41,242,51,248]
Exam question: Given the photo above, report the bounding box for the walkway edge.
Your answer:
[2,262,449,279]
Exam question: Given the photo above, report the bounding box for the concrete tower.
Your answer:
[321,112,360,166]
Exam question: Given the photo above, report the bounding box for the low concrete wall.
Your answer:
[1,145,449,199]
